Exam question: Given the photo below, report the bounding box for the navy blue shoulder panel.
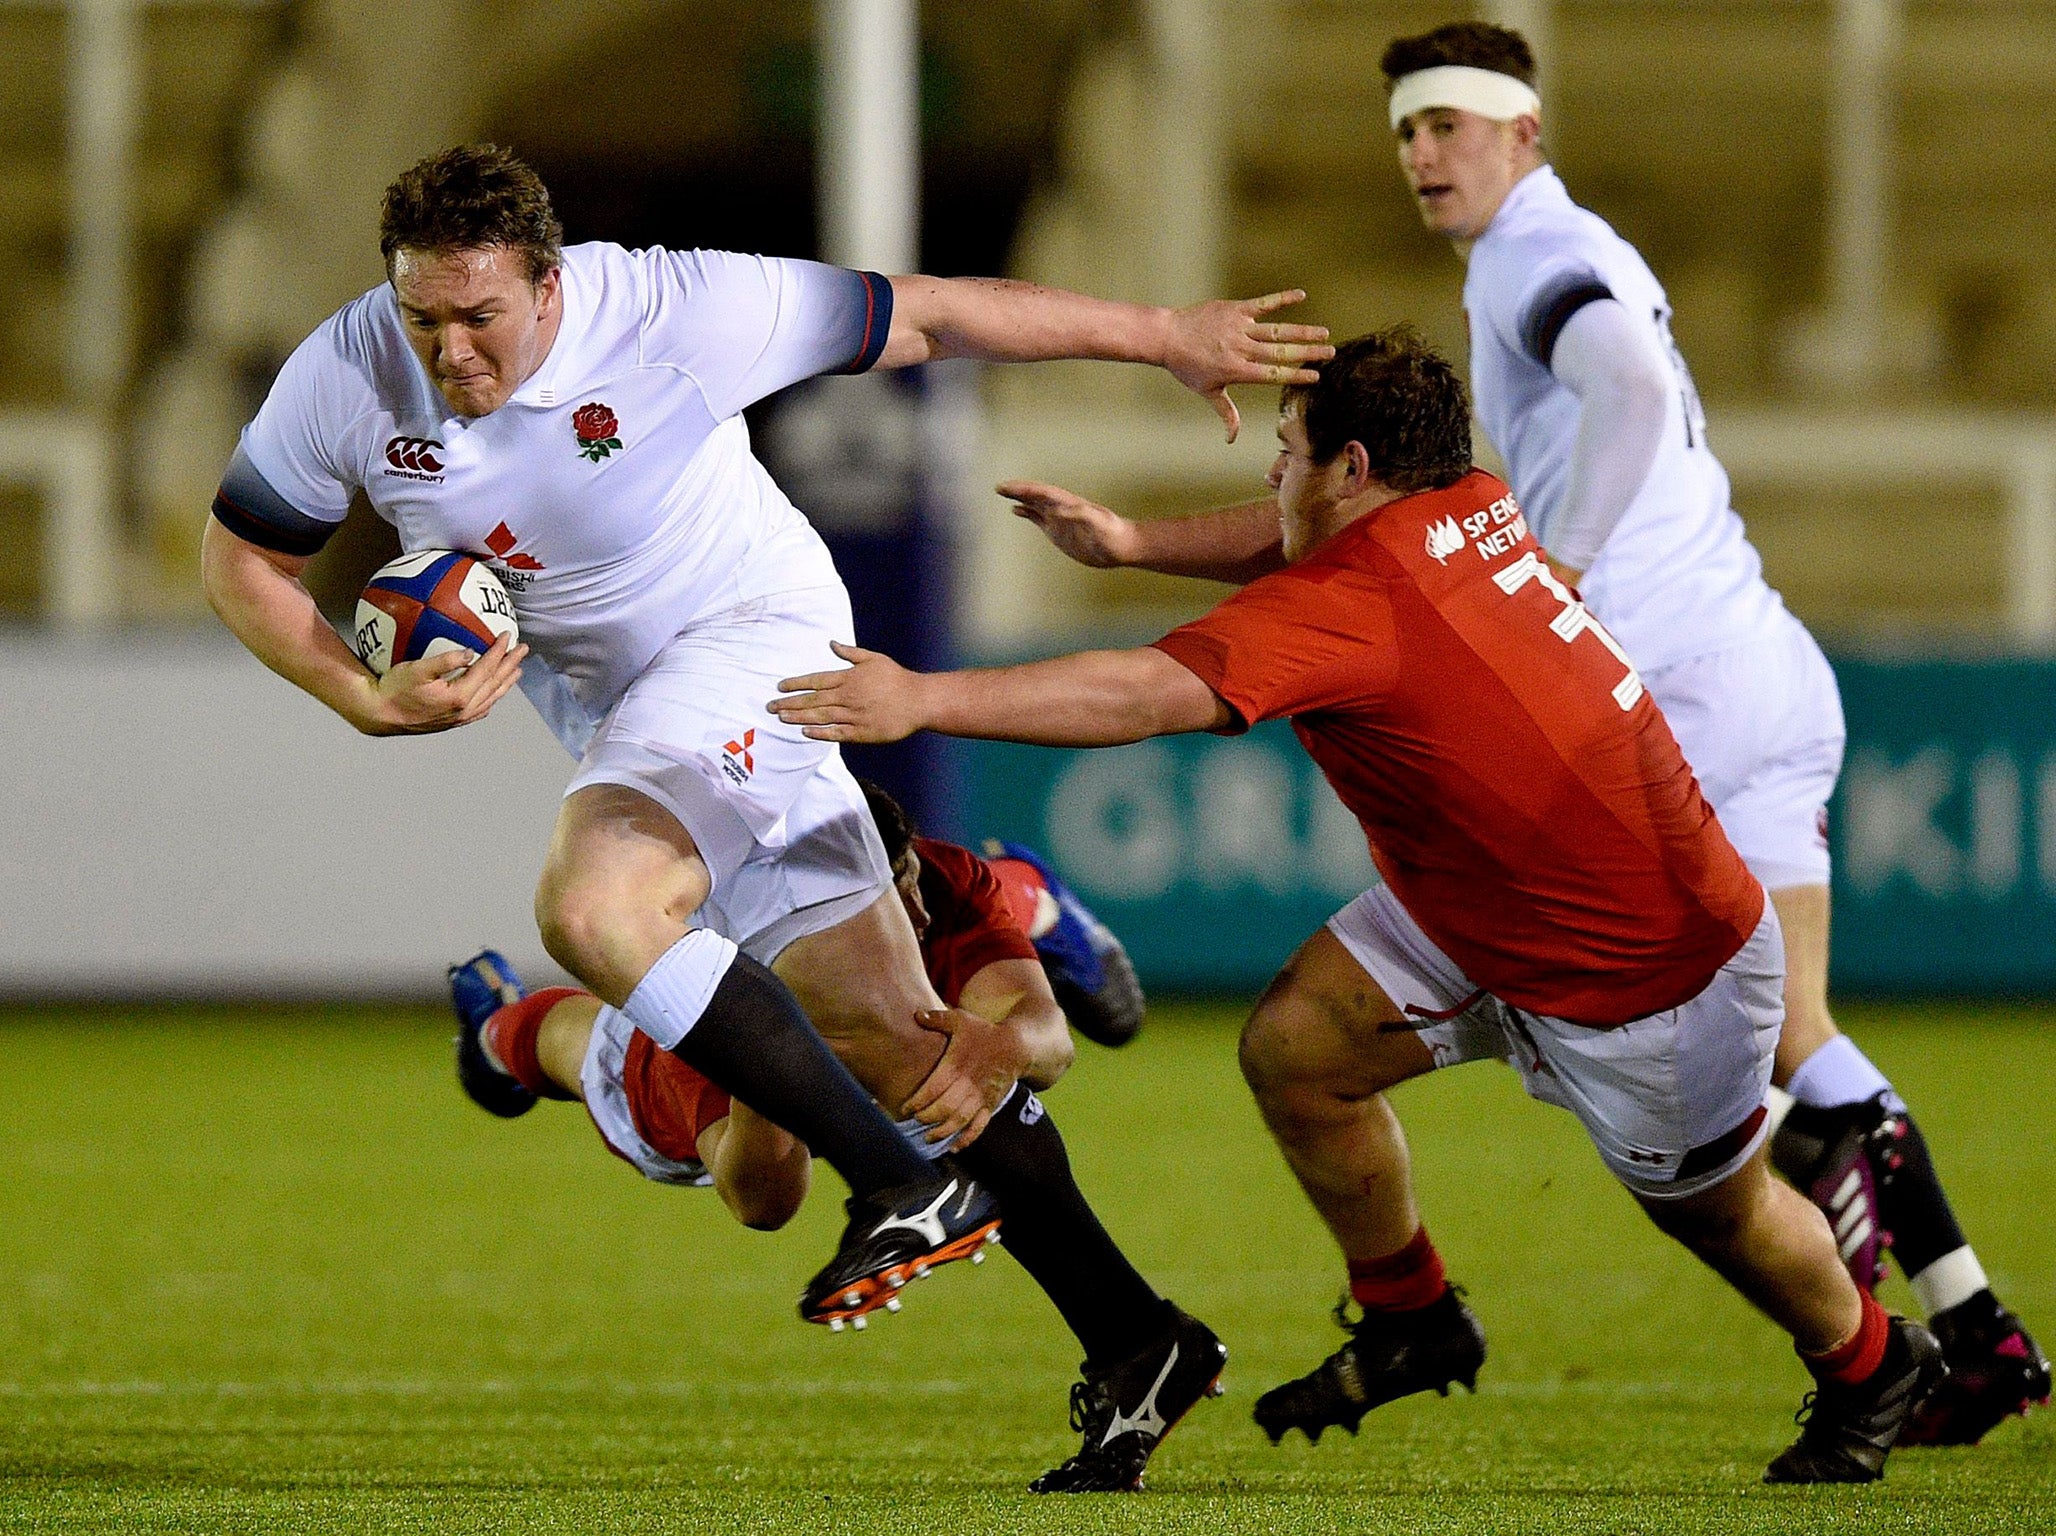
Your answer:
[1521,275,1615,369]
[830,269,894,375]
[211,444,342,557]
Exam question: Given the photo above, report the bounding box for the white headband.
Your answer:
[1387,65,1541,130]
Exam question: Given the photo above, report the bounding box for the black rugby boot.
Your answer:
[1254,1288,1486,1445]
[1900,1293,2050,1447]
[1030,1307,1227,1492]
[799,1168,1002,1328]
[448,949,537,1119]
[1771,1096,1892,1291]
[1764,1316,1947,1483]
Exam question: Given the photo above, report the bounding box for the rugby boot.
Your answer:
[992,840,1145,1047]
[1763,1316,1946,1483]
[1030,1307,1228,1493]
[448,949,536,1119]
[1770,1096,1892,1291]
[1254,1287,1486,1445]
[1898,1293,2051,1446]
[799,1168,1002,1328]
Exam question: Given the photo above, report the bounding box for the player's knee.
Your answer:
[732,1185,806,1232]
[534,874,630,986]
[1239,1001,1311,1097]
[1645,1199,1743,1258]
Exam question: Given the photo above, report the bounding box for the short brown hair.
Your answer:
[859,779,917,869]
[379,144,564,284]
[1380,21,1535,88]
[1282,327,1472,495]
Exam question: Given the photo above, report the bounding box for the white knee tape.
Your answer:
[620,928,741,1050]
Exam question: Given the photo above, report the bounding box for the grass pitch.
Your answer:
[0,1001,2049,1534]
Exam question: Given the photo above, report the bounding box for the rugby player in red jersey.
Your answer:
[449,783,1218,1493]
[770,328,1945,1484]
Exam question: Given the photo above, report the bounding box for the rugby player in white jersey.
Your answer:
[1001,23,2044,1446]
[200,147,1331,1354]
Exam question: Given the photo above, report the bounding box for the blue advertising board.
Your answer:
[1829,656,2056,993]
[959,723,1376,992]
[956,654,2056,997]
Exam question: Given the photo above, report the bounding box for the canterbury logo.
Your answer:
[384,436,444,473]
[1424,516,1465,564]
[869,1179,959,1249]
[1103,1343,1178,1445]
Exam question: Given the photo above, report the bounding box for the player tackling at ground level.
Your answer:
[200,146,1331,1329]
[774,329,1945,1484]
[1000,21,2046,1448]
[448,787,1212,1491]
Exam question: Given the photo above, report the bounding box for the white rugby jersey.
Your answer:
[214,244,893,750]
[1464,168,1783,672]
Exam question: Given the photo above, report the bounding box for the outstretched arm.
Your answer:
[771,642,1228,748]
[879,278,1332,442]
[1002,481,1286,584]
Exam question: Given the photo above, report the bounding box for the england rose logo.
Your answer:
[573,401,622,462]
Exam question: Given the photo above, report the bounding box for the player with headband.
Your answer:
[999,18,2044,1451]
[1374,20,2041,1449]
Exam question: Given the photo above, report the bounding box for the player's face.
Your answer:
[892,849,931,941]
[1267,402,1350,562]
[1395,107,1531,243]
[390,246,563,417]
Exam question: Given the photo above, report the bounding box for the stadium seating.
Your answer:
[8,0,2055,633]
[0,1,278,614]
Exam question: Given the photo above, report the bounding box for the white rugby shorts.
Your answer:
[580,1003,712,1186]
[1327,883,1785,1201]
[1645,610,1845,891]
[564,584,892,964]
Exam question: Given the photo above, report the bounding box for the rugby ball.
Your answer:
[352,550,518,677]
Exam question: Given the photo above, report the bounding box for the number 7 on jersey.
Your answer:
[1492,553,1645,710]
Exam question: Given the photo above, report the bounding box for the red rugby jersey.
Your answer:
[616,837,1037,1158]
[1152,469,1762,1027]
[914,836,1040,1006]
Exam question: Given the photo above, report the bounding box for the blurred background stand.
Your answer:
[10,0,2056,994]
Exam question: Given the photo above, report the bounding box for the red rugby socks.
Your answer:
[484,987,587,1101]
[1348,1226,1448,1312]
[1804,1290,1891,1385]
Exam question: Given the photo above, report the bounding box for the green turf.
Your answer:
[0,1001,2049,1533]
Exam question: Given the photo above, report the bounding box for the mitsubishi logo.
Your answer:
[483,520,544,572]
[721,729,756,784]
